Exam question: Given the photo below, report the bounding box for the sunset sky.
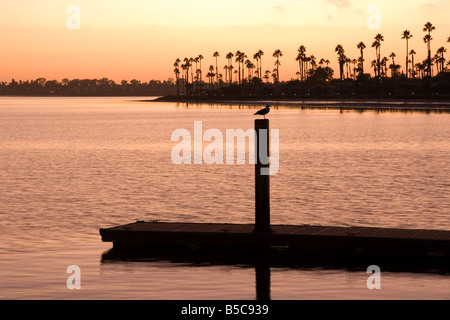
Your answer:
[0,0,449,82]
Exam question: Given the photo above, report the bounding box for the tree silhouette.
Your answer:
[264,70,270,83]
[225,52,234,84]
[257,50,264,81]
[223,65,228,83]
[228,65,234,83]
[423,22,436,77]
[235,51,243,84]
[372,33,384,78]
[296,45,307,82]
[409,50,417,78]
[213,52,220,84]
[207,65,215,90]
[253,50,264,81]
[272,49,283,82]
[402,30,413,79]
[436,47,447,74]
[389,52,400,77]
[335,44,346,83]
[189,57,195,85]
[173,58,181,95]
[197,55,204,82]
[357,41,366,76]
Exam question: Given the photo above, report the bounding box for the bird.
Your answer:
[254,105,270,119]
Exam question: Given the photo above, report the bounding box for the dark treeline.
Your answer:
[171,22,450,100]
[0,78,177,96]
[171,67,450,100]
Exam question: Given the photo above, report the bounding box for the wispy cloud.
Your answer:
[322,0,352,8]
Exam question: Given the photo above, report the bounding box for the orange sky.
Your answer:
[0,0,449,82]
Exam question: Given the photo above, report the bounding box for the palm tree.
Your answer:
[180,63,187,84]
[372,33,384,78]
[223,65,228,83]
[304,57,311,78]
[228,65,234,83]
[213,52,220,83]
[345,57,351,79]
[235,51,247,84]
[295,52,303,82]
[319,58,325,67]
[272,49,283,82]
[423,34,433,76]
[401,30,413,79]
[357,41,366,76]
[371,40,380,77]
[189,57,195,84]
[389,52,399,77]
[433,53,440,74]
[173,58,181,81]
[194,57,200,82]
[310,55,317,71]
[235,51,242,84]
[423,22,436,77]
[173,59,181,81]
[240,52,247,82]
[381,57,389,77]
[183,57,191,83]
[173,67,180,95]
[409,50,417,78]
[264,70,270,83]
[296,45,307,82]
[436,47,447,74]
[197,55,204,82]
[352,59,358,78]
[416,62,425,79]
[246,60,255,80]
[253,50,264,80]
[225,52,234,84]
[271,69,277,83]
[335,44,346,82]
[207,65,215,90]
[253,52,260,80]
[371,60,377,76]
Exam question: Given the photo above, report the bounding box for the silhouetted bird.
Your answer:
[254,105,270,119]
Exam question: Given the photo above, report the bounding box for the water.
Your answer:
[1,97,450,299]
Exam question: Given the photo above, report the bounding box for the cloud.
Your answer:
[323,0,352,8]
[272,5,284,12]
[422,0,436,10]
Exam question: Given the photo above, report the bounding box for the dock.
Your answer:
[100,221,450,258]
[99,119,450,268]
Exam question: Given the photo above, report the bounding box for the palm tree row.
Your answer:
[333,22,448,81]
[173,22,449,93]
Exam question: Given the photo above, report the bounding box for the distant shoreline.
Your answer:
[147,95,450,111]
[2,94,450,111]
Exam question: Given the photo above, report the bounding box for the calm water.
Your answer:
[1,97,450,300]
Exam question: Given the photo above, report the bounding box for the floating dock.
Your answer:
[99,119,450,266]
[100,221,450,259]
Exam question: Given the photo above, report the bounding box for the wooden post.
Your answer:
[255,264,271,301]
[254,119,271,233]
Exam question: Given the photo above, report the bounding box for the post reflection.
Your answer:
[101,245,450,301]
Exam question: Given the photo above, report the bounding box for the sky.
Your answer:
[0,0,449,82]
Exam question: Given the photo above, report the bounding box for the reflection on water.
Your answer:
[1,97,450,299]
[100,245,450,300]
